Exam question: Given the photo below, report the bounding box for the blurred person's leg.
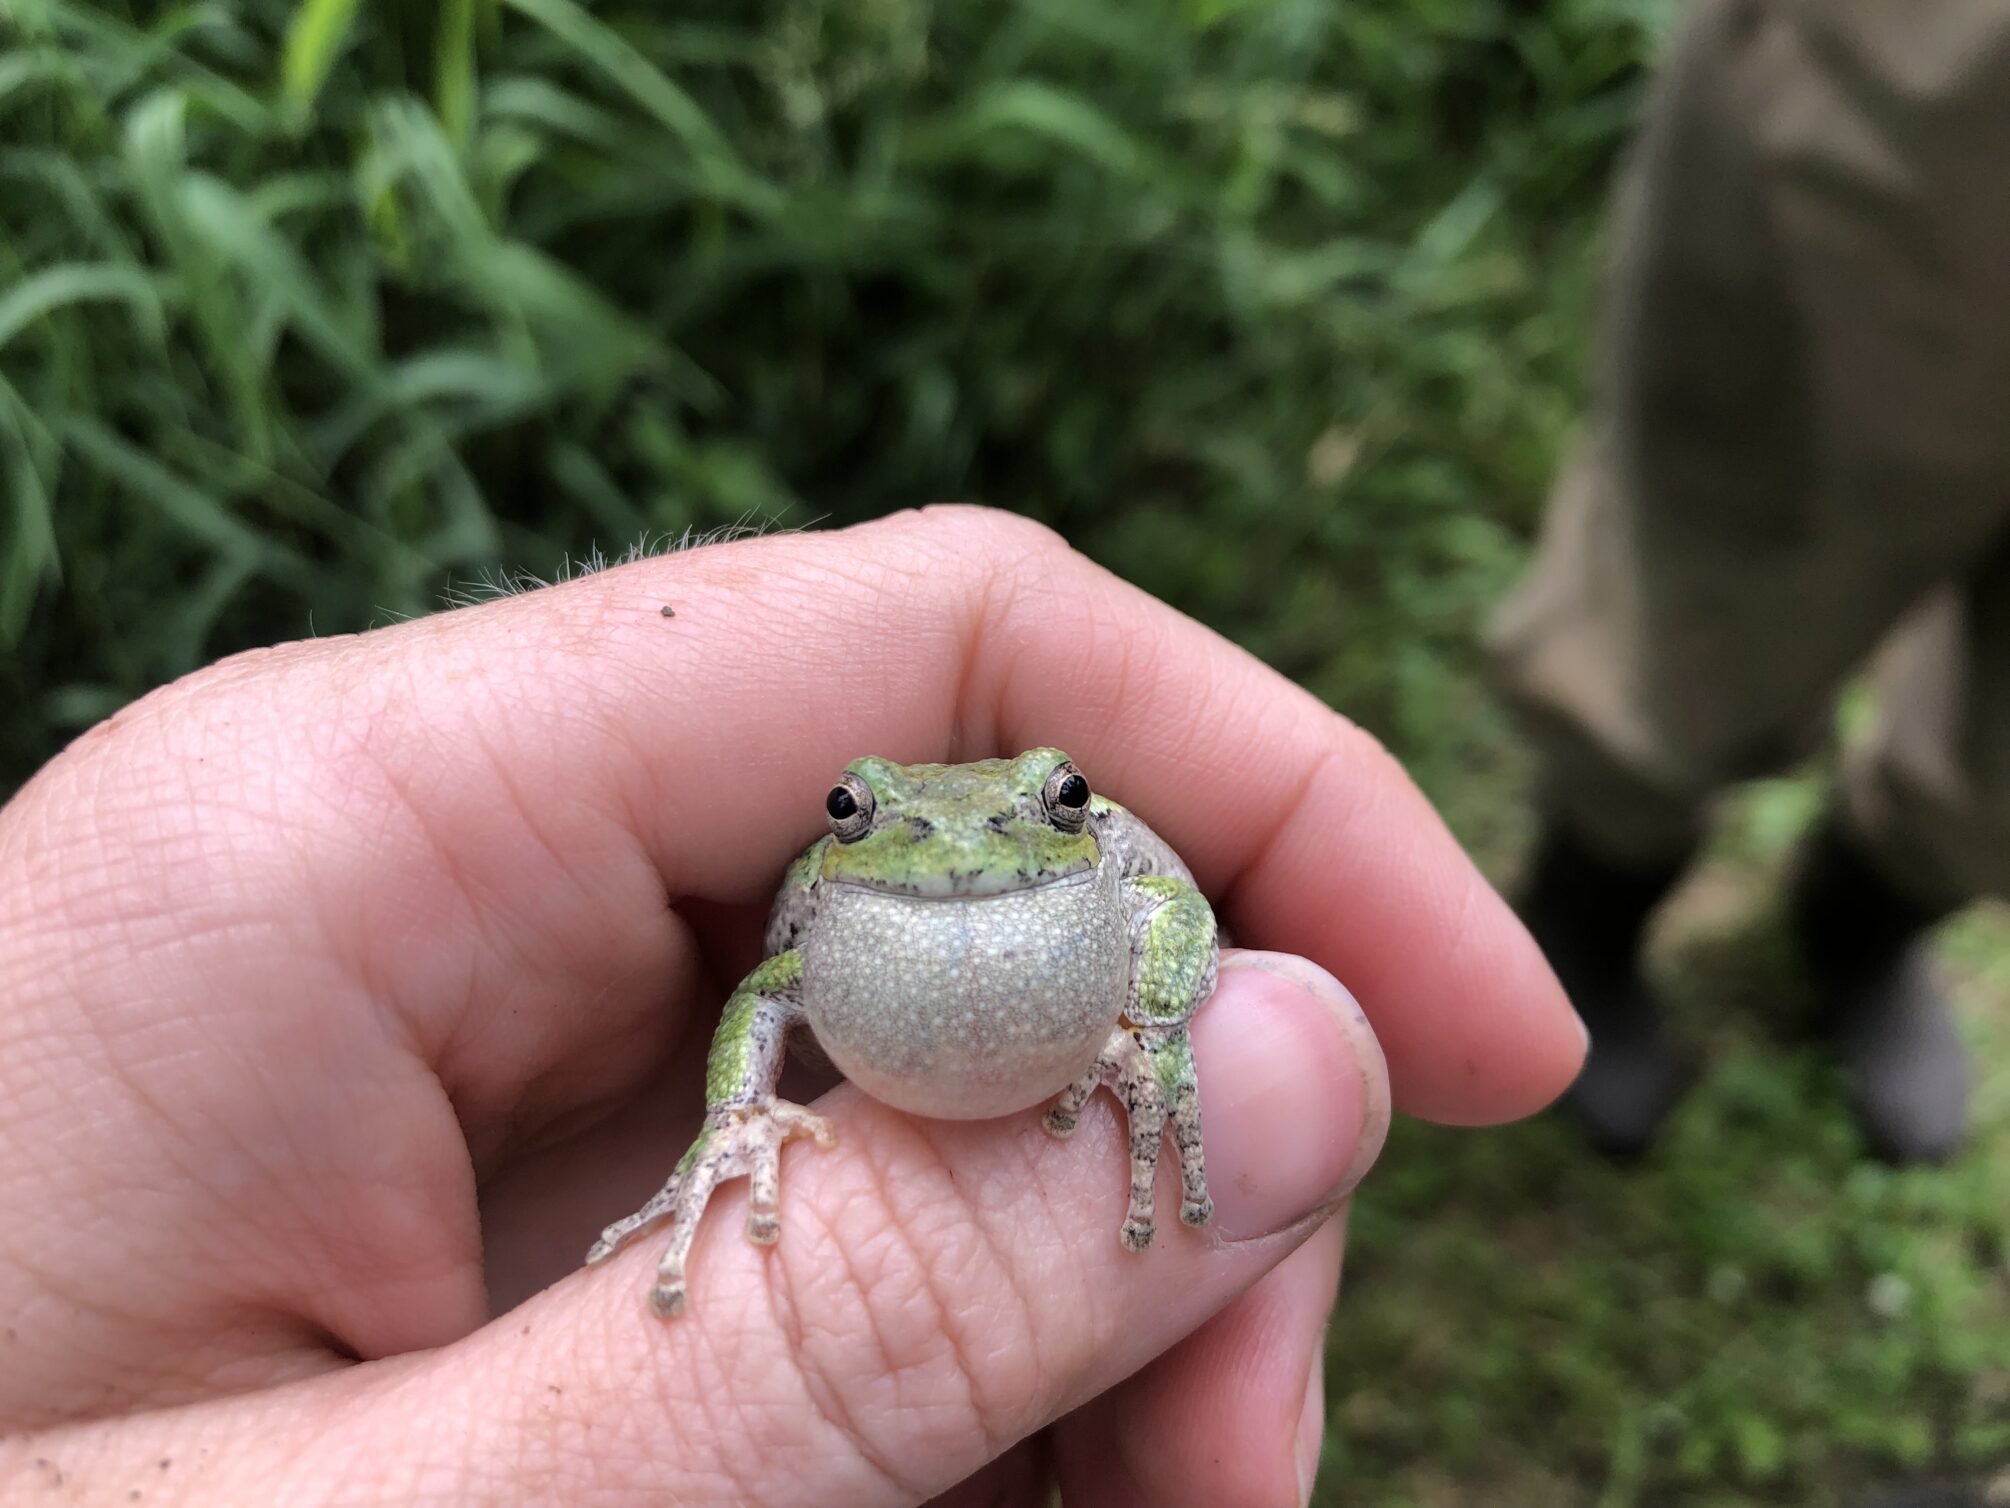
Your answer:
[1809,541,2010,1160]
[1489,0,2010,1155]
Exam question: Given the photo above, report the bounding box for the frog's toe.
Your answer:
[585,1174,686,1265]
[649,1282,689,1319]
[1120,1216,1156,1252]
[1045,1060,1106,1138]
[771,1101,837,1147]
[1180,1195,1213,1228]
[746,1210,781,1245]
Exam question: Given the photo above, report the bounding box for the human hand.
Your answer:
[0,508,1581,1505]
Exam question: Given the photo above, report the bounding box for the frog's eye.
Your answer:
[1042,762,1091,831]
[826,774,875,841]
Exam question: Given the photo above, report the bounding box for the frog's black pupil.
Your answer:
[1057,774,1089,808]
[827,786,858,821]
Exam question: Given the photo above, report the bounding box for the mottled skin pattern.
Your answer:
[587,749,1220,1318]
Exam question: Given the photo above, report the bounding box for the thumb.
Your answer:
[1,953,1388,1507]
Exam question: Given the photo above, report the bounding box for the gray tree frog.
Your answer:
[587,748,1219,1318]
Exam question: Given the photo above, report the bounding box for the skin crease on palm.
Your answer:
[0,507,1582,1506]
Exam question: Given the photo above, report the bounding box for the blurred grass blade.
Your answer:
[0,50,67,109]
[497,0,718,149]
[178,172,384,390]
[907,79,1184,189]
[496,0,769,209]
[435,0,480,144]
[0,262,164,351]
[1409,174,1505,269]
[280,0,363,119]
[0,386,59,646]
[41,685,133,731]
[0,149,138,261]
[54,3,272,134]
[57,413,313,584]
[482,74,631,153]
[123,88,276,460]
[163,552,263,671]
[310,345,555,463]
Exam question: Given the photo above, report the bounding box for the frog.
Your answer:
[586,748,1220,1318]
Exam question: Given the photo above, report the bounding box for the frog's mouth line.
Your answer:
[822,867,1100,901]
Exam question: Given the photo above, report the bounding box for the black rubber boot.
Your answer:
[1516,821,1694,1156]
[1788,819,1970,1163]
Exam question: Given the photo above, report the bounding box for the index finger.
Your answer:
[349,504,1580,1123]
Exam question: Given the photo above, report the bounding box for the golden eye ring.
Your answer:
[1042,762,1091,831]
[826,774,875,841]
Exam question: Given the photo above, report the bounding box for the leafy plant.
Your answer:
[2,0,1643,806]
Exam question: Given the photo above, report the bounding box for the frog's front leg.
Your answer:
[1045,875,1217,1251]
[585,950,834,1318]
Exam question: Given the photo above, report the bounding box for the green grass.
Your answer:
[1,0,1638,793]
[6,2,2008,1504]
[1331,777,2010,1506]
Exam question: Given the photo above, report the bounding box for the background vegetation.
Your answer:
[3,1,2006,1503]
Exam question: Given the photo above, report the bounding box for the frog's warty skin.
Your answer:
[803,870,1128,1119]
[1124,875,1218,1027]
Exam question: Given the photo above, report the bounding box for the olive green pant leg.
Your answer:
[1843,539,2010,906]
[1487,0,2010,881]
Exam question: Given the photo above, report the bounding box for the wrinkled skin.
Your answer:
[0,509,1581,1506]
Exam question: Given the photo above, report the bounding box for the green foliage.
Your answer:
[2,0,1642,796]
[1327,781,2010,1506]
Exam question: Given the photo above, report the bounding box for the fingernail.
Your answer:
[1295,1349,1327,1504]
[1196,952,1391,1239]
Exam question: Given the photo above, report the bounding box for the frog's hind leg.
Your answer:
[1044,1028,1154,1247]
[1113,1033,1169,1251]
[1042,1036,1124,1140]
[1155,1026,1211,1229]
[584,1122,737,1318]
[586,1162,689,1266]
[645,1106,833,1317]
[1046,867,1219,1250]
[1043,1023,1207,1252]
[588,1099,835,1319]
